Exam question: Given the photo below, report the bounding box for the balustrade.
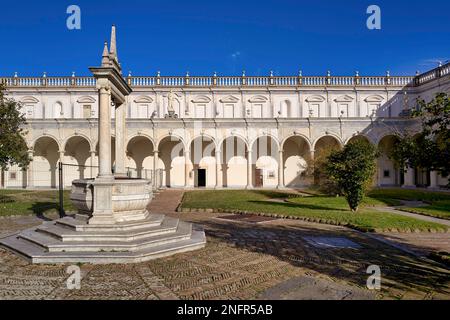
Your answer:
[2,62,447,89]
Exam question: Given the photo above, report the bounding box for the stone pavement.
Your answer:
[0,189,449,300]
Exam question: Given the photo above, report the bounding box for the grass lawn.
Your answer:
[181,190,448,232]
[0,189,74,217]
[368,188,450,220]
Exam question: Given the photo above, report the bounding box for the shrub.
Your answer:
[325,140,378,212]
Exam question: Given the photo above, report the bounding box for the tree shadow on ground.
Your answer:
[28,202,58,221]
[251,190,299,199]
[0,194,14,204]
[182,214,450,298]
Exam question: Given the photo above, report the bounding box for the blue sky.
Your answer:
[0,0,449,76]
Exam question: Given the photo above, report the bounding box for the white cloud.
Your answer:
[231,51,241,59]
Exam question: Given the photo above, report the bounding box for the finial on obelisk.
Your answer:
[101,41,109,66]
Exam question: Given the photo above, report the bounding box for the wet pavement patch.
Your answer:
[216,214,278,224]
[302,236,362,249]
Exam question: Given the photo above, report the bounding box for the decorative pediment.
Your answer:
[20,96,39,104]
[220,95,239,103]
[134,95,153,103]
[77,96,96,103]
[334,94,354,103]
[364,94,384,103]
[248,95,268,103]
[305,95,325,103]
[191,95,211,103]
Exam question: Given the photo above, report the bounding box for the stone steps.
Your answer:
[56,214,165,232]
[38,216,179,242]
[18,221,193,252]
[1,230,206,264]
[0,214,206,264]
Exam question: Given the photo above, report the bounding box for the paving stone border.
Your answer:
[177,207,448,234]
[397,207,450,221]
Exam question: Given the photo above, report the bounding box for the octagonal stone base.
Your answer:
[0,177,206,264]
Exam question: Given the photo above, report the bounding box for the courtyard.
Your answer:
[0,188,449,300]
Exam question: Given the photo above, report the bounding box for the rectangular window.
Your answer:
[9,172,17,180]
[369,103,379,117]
[26,104,34,118]
[338,104,348,117]
[309,104,320,117]
[223,104,234,118]
[196,104,206,118]
[83,105,92,118]
[253,104,263,118]
[383,170,390,178]
[138,104,149,118]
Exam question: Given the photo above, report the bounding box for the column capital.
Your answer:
[96,79,111,92]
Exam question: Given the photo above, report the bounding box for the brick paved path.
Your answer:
[148,189,184,213]
[0,190,449,300]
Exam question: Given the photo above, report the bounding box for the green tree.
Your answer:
[391,93,450,181]
[325,140,379,212]
[0,83,31,170]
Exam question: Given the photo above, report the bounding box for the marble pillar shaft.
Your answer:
[98,86,112,178]
[115,102,126,176]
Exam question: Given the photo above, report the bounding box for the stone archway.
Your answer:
[189,136,217,187]
[219,136,248,188]
[313,135,342,185]
[347,135,370,145]
[63,136,92,186]
[251,136,279,188]
[158,136,185,187]
[282,136,311,187]
[126,136,155,179]
[33,136,60,188]
[378,135,401,186]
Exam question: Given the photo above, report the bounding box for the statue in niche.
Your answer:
[165,89,178,118]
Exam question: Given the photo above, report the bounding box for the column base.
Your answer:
[401,185,417,189]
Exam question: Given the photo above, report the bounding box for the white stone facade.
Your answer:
[1,64,450,189]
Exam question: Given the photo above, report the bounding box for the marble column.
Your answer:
[215,150,221,188]
[429,171,438,189]
[153,150,159,188]
[4,168,9,188]
[114,102,126,177]
[310,150,315,185]
[184,150,191,188]
[97,85,113,179]
[247,150,253,189]
[27,150,34,189]
[402,167,416,188]
[278,149,284,189]
[90,150,96,178]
